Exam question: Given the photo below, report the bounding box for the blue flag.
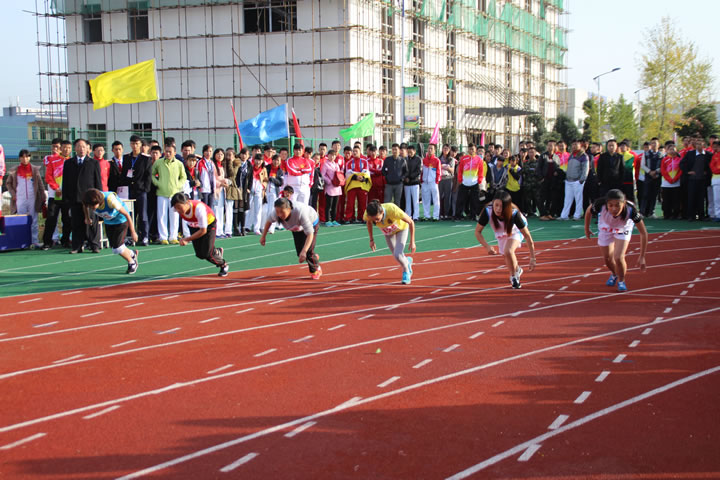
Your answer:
[237,104,289,145]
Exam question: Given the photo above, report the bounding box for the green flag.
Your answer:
[339,112,375,141]
[406,40,414,62]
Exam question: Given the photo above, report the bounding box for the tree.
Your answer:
[675,103,719,139]
[582,97,609,143]
[528,114,561,151]
[608,95,639,145]
[439,125,458,145]
[638,17,714,140]
[552,113,581,144]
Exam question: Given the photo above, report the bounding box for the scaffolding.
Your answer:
[32,0,569,150]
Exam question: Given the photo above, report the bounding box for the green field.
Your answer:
[0,217,713,298]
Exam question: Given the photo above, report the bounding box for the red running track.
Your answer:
[0,230,719,479]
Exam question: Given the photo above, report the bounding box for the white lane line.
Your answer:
[517,444,542,462]
[219,453,259,473]
[19,298,41,304]
[571,279,580,284]
[82,405,121,420]
[268,299,285,305]
[469,331,485,339]
[595,371,610,383]
[706,266,712,271]
[252,276,265,280]
[199,317,220,324]
[347,279,359,283]
[156,327,181,335]
[688,283,695,289]
[377,376,401,388]
[52,354,85,364]
[529,302,540,308]
[450,281,462,286]
[672,298,680,304]
[431,289,443,294]
[292,335,314,343]
[593,267,602,272]
[33,321,58,328]
[162,295,179,300]
[386,305,398,311]
[446,365,720,479]
[467,275,477,280]
[125,302,144,308]
[451,250,460,254]
[368,273,380,277]
[277,270,289,274]
[410,296,423,302]
[491,321,504,328]
[389,267,398,271]
[284,421,317,438]
[359,314,375,320]
[81,311,104,318]
[612,354,627,363]
[663,307,672,314]
[111,340,137,348]
[207,364,233,375]
[327,324,345,331]
[641,328,653,335]
[680,290,688,295]
[548,414,569,430]
[443,344,460,353]
[544,294,554,299]
[439,254,446,258]
[61,291,82,296]
[236,308,254,314]
[0,333,6,337]
[413,359,432,369]
[0,432,46,450]
[574,391,592,404]
[322,285,336,291]
[654,317,664,323]
[253,348,277,358]
[629,340,640,348]
[559,286,568,291]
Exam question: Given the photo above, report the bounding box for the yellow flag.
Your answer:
[89,59,158,110]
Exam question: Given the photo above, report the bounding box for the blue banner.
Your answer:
[237,104,289,145]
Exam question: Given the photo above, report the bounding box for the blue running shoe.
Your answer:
[407,256,413,275]
[617,281,627,292]
[402,271,411,284]
[606,274,618,287]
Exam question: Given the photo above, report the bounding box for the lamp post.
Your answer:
[634,87,649,148]
[593,67,621,99]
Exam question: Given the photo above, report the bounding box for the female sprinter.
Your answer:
[584,188,648,292]
[474,190,536,289]
[364,199,416,284]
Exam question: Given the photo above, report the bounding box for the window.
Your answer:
[86,80,93,102]
[478,40,487,63]
[478,0,488,11]
[525,0,533,12]
[128,1,149,40]
[244,1,297,33]
[132,123,153,140]
[87,124,107,146]
[83,7,102,43]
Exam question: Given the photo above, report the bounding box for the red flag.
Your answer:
[429,121,440,145]
[291,108,304,148]
[480,131,486,147]
[230,101,244,150]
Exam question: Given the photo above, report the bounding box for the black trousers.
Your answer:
[509,189,522,210]
[642,178,661,217]
[621,183,636,204]
[190,220,225,267]
[687,179,706,220]
[325,195,339,222]
[455,183,480,219]
[292,223,320,273]
[70,202,100,250]
[147,190,158,241]
[661,187,682,219]
[106,222,129,250]
[131,191,149,241]
[43,198,71,246]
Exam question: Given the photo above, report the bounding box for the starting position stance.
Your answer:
[260,197,322,280]
[82,188,139,274]
[364,199,416,284]
[171,192,229,277]
[475,191,536,289]
[584,189,647,292]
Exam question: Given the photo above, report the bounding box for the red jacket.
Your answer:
[95,156,110,191]
[661,155,682,184]
[44,153,66,196]
[421,155,441,184]
[710,152,720,176]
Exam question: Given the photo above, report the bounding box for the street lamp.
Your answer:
[593,67,621,99]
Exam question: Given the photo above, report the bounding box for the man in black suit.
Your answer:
[120,135,153,246]
[63,138,102,253]
[680,137,711,221]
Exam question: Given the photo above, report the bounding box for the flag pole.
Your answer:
[154,63,165,143]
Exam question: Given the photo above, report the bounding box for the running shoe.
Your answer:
[127,250,139,274]
[311,267,322,280]
[510,275,521,289]
[617,281,627,292]
[401,271,411,284]
[606,274,618,287]
[407,256,414,275]
[219,263,229,277]
[516,266,524,279]
[160,240,169,245]
[169,239,179,245]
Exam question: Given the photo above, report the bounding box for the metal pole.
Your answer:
[400,0,405,143]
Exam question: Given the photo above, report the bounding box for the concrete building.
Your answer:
[557,87,587,131]
[0,106,67,161]
[36,0,568,149]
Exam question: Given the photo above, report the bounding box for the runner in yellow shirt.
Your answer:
[364,199,416,284]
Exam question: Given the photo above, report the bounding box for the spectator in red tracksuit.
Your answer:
[660,141,682,219]
[421,144,441,220]
[367,145,385,202]
[43,138,71,249]
[317,142,328,221]
[344,146,370,223]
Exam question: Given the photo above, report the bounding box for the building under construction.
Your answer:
[35,0,568,148]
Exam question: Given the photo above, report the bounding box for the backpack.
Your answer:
[332,170,345,187]
[312,166,325,192]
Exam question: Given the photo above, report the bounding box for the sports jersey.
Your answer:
[477,206,527,239]
[179,200,215,229]
[268,201,318,234]
[661,155,682,188]
[93,192,128,225]
[591,199,642,235]
[457,155,487,187]
[44,154,65,199]
[363,202,408,236]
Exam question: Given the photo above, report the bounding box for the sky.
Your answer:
[0,1,718,109]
